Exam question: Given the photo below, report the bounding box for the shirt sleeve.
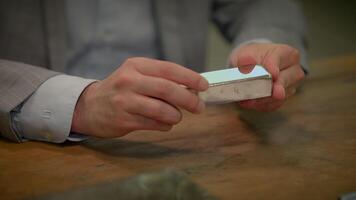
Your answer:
[11,74,97,143]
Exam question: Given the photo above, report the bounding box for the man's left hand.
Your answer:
[229,43,305,111]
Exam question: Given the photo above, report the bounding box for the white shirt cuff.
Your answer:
[12,74,97,143]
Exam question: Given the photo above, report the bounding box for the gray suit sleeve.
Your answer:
[0,59,59,142]
[212,0,308,70]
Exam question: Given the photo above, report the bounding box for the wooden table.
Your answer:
[1,55,356,200]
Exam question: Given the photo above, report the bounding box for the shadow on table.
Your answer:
[31,168,218,200]
[237,105,315,147]
[81,138,194,159]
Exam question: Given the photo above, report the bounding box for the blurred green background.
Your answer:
[206,0,356,70]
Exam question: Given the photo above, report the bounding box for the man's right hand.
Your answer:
[70,57,209,138]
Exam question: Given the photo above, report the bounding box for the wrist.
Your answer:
[71,82,98,134]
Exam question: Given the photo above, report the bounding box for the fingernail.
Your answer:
[198,78,209,91]
[196,100,206,113]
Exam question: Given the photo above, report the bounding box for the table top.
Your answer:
[1,55,356,200]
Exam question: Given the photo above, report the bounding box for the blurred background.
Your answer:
[206,0,356,70]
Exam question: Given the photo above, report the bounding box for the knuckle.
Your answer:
[152,102,165,116]
[267,45,279,55]
[123,57,137,67]
[291,48,300,57]
[158,63,172,75]
[279,91,287,101]
[296,67,306,82]
[263,57,274,67]
[264,57,280,75]
[155,83,172,98]
[125,57,140,64]
[123,57,146,69]
[290,48,300,62]
[189,94,201,112]
[277,44,291,51]
[194,76,204,89]
[153,103,181,125]
[116,73,134,86]
[150,101,167,118]
[170,110,182,124]
[277,79,286,88]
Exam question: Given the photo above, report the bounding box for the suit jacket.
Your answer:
[0,0,307,142]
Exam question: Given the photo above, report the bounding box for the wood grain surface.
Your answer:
[1,55,356,200]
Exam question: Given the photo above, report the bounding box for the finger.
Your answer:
[238,80,285,110]
[272,83,286,101]
[255,100,284,112]
[234,44,300,80]
[239,79,298,111]
[125,94,182,125]
[277,64,305,88]
[237,65,255,74]
[277,45,300,69]
[262,45,299,71]
[231,48,257,67]
[132,57,209,91]
[234,47,279,80]
[238,99,257,109]
[238,83,284,108]
[136,75,205,113]
[252,84,296,106]
[125,114,173,132]
[249,64,303,102]
[285,86,297,98]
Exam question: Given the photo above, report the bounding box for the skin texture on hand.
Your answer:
[230,43,305,112]
[71,57,209,138]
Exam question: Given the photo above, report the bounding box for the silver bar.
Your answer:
[199,65,272,104]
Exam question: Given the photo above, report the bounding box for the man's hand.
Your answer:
[230,43,305,111]
[71,57,209,138]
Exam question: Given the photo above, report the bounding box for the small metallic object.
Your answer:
[199,65,272,104]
